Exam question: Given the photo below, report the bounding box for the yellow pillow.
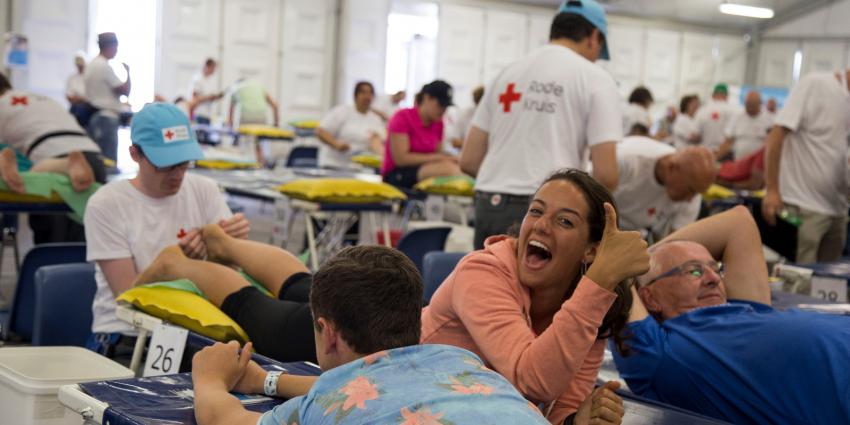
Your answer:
[415,175,476,197]
[702,184,736,202]
[277,178,407,204]
[0,191,63,203]
[118,287,250,343]
[351,154,382,169]
[238,125,295,139]
[289,120,320,129]
[195,159,258,170]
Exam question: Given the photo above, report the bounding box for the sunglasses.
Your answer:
[643,260,725,287]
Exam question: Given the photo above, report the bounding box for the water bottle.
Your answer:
[778,208,802,227]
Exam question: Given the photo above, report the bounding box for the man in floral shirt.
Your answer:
[191,246,568,425]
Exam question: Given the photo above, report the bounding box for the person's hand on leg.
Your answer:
[219,213,250,239]
[574,381,624,425]
[179,228,207,259]
[191,341,252,391]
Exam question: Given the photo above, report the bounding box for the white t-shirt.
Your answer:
[0,90,100,162]
[472,44,622,195]
[84,174,232,334]
[66,73,86,99]
[614,135,701,239]
[372,94,400,120]
[622,103,651,135]
[672,114,699,150]
[696,99,737,151]
[318,105,385,168]
[775,72,850,216]
[190,72,218,119]
[83,55,124,116]
[724,110,772,159]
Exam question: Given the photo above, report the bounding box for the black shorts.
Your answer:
[383,166,420,189]
[220,272,317,363]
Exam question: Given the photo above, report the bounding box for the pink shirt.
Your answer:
[421,236,617,424]
[380,107,443,175]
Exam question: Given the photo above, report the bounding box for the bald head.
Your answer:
[662,147,716,201]
[766,98,777,113]
[745,91,761,116]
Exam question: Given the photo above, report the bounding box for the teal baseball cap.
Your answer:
[558,0,610,60]
[130,103,204,167]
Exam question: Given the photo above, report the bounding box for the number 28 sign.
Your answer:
[143,324,189,377]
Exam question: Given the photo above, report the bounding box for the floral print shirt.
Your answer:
[258,344,549,425]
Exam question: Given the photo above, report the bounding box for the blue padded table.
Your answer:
[59,361,321,425]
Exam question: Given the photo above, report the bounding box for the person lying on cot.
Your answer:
[613,206,850,424]
[135,223,316,363]
[189,245,560,425]
[421,168,648,424]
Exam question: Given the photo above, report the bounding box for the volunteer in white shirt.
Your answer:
[765,97,778,124]
[695,83,737,152]
[717,91,771,160]
[623,86,653,136]
[84,103,250,362]
[315,81,386,168]
[613,137,714,241]
[84,32,130,162]
[190,58,223,124]
[672,94,700,150]
[0,72,105,243]
[66,54,86,106]
[763,70,850,264]
[372,90,406,122]
[445,85,485,153]
[461,0,621,249]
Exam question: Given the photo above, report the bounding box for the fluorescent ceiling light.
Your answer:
[719,3,775,19]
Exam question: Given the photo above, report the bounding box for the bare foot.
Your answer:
[68,151,95,192]
[202,224,232,264]
[133,245,186,286]
[0,148,25,194]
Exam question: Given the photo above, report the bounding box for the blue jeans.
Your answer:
[87,112,119,162]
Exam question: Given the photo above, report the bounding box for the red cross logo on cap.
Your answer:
[711,112,720,121]
[11,96,27,106]
[499,83,522,113]
[164,129,174,140]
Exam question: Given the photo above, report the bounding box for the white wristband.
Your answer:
[264,371,283,397]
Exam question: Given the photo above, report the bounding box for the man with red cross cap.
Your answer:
[460,0,621,249]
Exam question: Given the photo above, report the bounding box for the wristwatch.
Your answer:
[263,371,283,397]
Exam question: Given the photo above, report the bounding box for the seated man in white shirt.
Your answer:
[716,91,771,161]
[315,81,385,169]
[613,137,715,241]
[84,103,250,361]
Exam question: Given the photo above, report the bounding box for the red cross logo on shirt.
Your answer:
[498,83,522,113]
[711,112,720,121]
[647,207,656,217]
[164,130,174,140]
[10,96,27,106]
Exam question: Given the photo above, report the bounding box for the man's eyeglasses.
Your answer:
[643,260,725,286]
[135,146,191,172]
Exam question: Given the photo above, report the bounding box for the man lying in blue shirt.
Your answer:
[612,206,850,424]
[190,245,624,425]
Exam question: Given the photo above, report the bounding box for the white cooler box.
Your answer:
[0,346,133,425]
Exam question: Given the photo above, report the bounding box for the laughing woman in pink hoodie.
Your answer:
[421,169,649,425]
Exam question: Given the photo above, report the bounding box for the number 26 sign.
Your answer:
[143,324,189,377]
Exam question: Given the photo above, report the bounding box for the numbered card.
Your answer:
[143,324,189,377]
[810,276,848,303]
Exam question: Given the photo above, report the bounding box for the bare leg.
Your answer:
[0,148,25,193]
[203,224,309,297]
[417,158,464,182]
[31,152,95,192]
[134,245,252,307]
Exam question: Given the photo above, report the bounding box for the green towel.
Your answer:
[0,172,101,221]
[141,272,273,298]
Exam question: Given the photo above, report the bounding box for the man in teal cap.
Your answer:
[696,82,736,154]
[84,102,250,362]
[461,0,622,250]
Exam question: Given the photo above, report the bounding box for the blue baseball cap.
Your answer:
[558,0,610,60]
[130,103,204,167]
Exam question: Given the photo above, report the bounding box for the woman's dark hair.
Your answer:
[414,91,423,105]
[353,81,375,99]
[534,168,633,355]
[628,86,654,107]
[0,72,11,95]
[679,94,698,114]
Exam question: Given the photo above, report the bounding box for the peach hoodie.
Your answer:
[421,236,617,424]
